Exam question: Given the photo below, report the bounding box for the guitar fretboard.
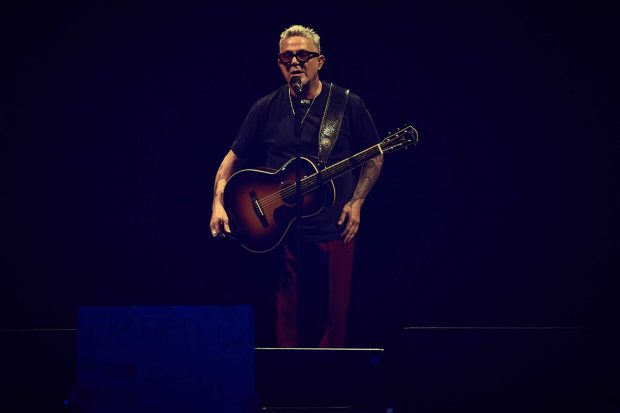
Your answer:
[300,144,383,195]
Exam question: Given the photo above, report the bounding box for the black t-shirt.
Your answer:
[231,81,379,242]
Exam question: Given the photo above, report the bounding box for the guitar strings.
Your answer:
[256,145,382,212]
[236,128,415,224]
[258,146,379,209]
[260,145,380,209]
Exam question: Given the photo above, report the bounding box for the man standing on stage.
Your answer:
[210,25,383,347]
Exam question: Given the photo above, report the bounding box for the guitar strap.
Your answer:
[317,83,349,168]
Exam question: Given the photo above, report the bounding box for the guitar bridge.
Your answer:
[249,191,269,228]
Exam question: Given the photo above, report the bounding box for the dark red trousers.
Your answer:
[275,239,354,348]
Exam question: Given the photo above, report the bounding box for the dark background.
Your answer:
[1,0,618,410]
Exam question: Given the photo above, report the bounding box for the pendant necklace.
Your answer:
[289,89,315,125]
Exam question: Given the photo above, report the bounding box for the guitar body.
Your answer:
[223,157,336,253]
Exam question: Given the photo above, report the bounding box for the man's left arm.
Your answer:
[338,154,384,243]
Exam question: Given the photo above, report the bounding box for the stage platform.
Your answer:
[1,316,618,412]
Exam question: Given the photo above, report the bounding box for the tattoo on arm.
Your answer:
[213,163,225,195]
[352,155,383,202]
[213,151,241,204]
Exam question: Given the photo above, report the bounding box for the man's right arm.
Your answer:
[210,149,241,237]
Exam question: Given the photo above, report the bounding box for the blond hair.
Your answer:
[279,24,321,53]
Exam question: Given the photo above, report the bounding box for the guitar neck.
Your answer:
[301,144,383,195]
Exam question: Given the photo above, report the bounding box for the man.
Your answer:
[210,25,383,347]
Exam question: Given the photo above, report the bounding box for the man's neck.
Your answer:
[291,80,322,100]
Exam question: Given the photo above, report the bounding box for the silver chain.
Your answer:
[288,89,315,125]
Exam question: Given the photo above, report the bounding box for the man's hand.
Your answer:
[210,150,240,239]
[337,155,383,244]
[338,198,365,244]
[210,202,231,238]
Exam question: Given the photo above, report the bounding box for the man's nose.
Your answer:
[292,54,305,65]
[289,58,303,70]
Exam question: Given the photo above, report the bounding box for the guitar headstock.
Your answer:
[380,125,419,154]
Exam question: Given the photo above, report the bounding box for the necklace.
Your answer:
[288,89,315,125]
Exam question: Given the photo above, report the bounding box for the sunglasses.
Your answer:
[278,50,320,64]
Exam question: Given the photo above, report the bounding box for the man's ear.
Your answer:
[318,55,325,70]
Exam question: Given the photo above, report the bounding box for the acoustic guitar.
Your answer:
[223,125,419,253]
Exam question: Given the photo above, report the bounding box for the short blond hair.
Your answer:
[279,24,321,53]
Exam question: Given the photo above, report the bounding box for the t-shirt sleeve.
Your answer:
[349,94,380,152]
[230,100,262,158]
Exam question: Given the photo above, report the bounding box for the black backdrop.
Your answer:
[1,1,618,349]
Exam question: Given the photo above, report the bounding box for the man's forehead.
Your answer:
[280,36,317,52]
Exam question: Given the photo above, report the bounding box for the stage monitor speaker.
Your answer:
[397,326,616,413]
[256,347,385,411]
[76,305,256,413]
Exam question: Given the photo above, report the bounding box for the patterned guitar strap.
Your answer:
[317,83,350,169]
